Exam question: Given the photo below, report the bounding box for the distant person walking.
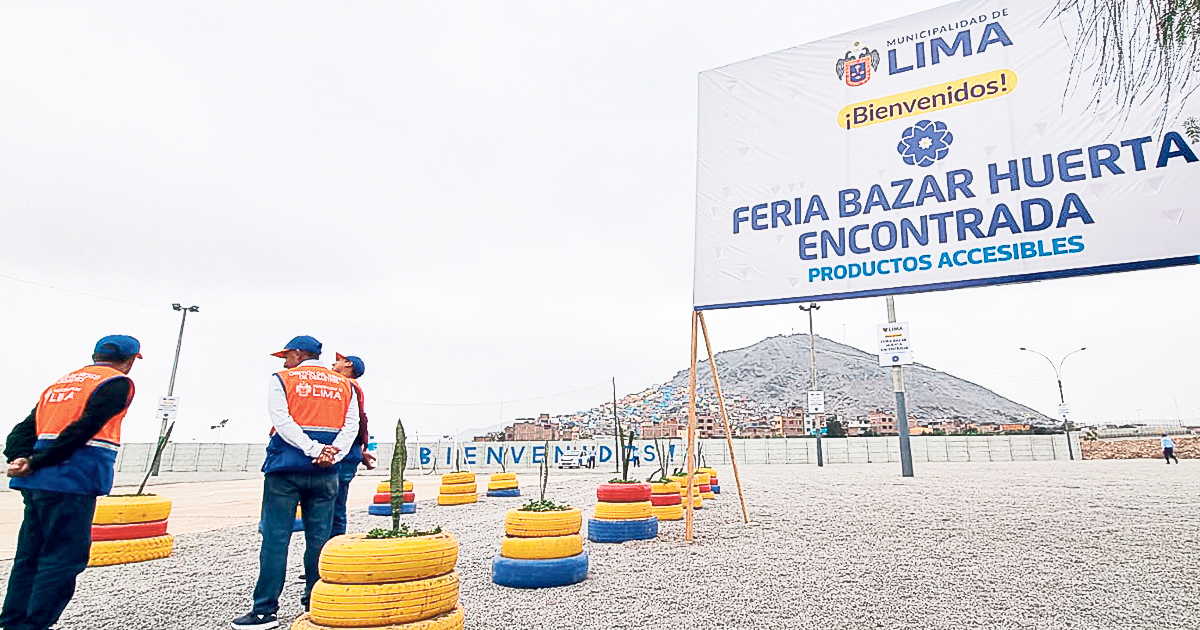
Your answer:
[1162,433,1179,464]
[2,335,141,630]
[231,336,359,630]
[330,352,375,537]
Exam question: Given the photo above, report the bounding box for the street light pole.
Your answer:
[152,303,199,476]
[798,303,823,467]
[1019,346,1086,460]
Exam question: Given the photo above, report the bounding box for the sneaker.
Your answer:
[230,612,278,630]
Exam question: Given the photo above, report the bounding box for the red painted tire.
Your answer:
[595,483,652,503]
[699,484,711,493]
[91,519,168,542]
[650,493,681,506]
[374,492,415,504]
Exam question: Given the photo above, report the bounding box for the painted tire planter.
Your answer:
[697,468,720,495]
[89,495,174,567]
[304,532,464,630]
[487,472,519,493]
[649,481,683,522]
[650,504,684,521]
[711,484,721,494]
[493,508,588,588]
[492,552,589,589]
[437,473,477,506]
[486,488,521,498]
[371,480,416,516]
[589,483,657,543]
[292,605,465,630]
[586,517,658,543]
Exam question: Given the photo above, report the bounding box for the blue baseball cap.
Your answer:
[94,335,143,359]
[271,335,322,358]
[336,353,365,378]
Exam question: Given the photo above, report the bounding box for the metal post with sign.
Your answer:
[878,299,914,477]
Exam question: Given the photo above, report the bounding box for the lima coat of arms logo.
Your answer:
[835,45,881,87]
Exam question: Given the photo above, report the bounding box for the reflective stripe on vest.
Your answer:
[276,366,353,431]
[35,364,132,449]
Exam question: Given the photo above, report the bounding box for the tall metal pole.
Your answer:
[153,304,198,476]
[801,305,824,467]
[1019,347,1085,461]
[887,296,914,477]
[613,377,621,473]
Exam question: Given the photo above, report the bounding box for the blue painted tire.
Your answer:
[257,517,304,535]
[711,484,721,494]
[487,488,521,498]
[586,517,658,543]
[492,551,588,588]
[369,502,416,516]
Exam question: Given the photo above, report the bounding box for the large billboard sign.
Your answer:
[693,0,1199,310]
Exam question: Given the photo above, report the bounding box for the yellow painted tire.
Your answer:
[701,491,715,500]
[499,534,583,560]
[696,467,718,476]
[441,472,475,485]
[319,533,458,584]
[486,480,519,491]
[650,481,680,494]
[504,507,582,538]
[376,480,414,493]
[438,483,477,495]
[489,473,516,482]
[593,501,652,521]
[694,473,710,485]
[310,572,459,627]
[651,504,684,521]
[93,495,172,525]
[437,493,477,506]
[292,605,465,630]
[686,495,703,509]
[88,534,174,567]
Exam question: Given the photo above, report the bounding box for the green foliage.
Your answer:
[825,419,848,438]
[390,418,408,531]
[608,477,643,484]
[646,476,671,484]
[366,524,442,539]
[519,499,573,512]
[539,440,550,501]
[1185,117,1200,142]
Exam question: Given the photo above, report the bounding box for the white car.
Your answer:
[558,448,585,469]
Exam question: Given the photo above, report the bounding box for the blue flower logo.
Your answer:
[897,120,953,167]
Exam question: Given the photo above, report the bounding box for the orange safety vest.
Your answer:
[275,365,353,431]
[35,364,133,450]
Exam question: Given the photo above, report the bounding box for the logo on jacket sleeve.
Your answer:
[836,45,881,87]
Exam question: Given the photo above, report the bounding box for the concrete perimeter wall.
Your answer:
[114,433,1081,474]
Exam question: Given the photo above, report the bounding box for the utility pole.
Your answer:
[152,303,199,476]
[1019,346,1086,460]
[797,304,823,467]
[612,377,621,473]
[887,297,914,477]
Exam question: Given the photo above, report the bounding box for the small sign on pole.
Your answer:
[1057,403,1070,421]
[877,322,913,367]
[807,390,825,414]
[157,396,179,423]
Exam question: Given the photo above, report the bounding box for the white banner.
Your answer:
[694,0,1200,310]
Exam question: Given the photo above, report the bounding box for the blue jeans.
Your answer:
[251,472,337,614]
[331,460,358,537]
[0,489,96,630]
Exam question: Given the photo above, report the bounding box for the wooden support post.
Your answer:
[685,310,699,542]
[697,312,750,524]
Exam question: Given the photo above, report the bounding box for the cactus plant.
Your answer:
[390,417,407,532]
[539,440,550,501]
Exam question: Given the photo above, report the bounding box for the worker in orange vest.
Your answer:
[2,335,141,630]
[232,335,359,630]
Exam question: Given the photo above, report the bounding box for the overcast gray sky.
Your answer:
[1,1,1197,445]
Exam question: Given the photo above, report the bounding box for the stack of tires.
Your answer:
[670,474,703,510]
[437,472,477,506]
[696,471,715,501]
[587,482,657,543]
[492,506,588,588]
[89,494,174,567]
[698,467,721,494]
[370,479,415,516]
[486,472,519,498]
[649,481,683,521]
[292,531,463,630]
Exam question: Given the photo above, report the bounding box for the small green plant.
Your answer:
[646,476,671,484]
[366,524,442,539]
[1185,117,1199,143]
[652,437,670,481]
[538,439,550,501]
[499,441,508,473]
[390,417,407,532]
[519,498,573,512]
[608,477,642,484]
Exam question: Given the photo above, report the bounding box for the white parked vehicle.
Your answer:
[558,448,585,469]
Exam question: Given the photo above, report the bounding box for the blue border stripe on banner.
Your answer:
[693,256,1200,311]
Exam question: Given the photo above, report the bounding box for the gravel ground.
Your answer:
[4,460,1197,630]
